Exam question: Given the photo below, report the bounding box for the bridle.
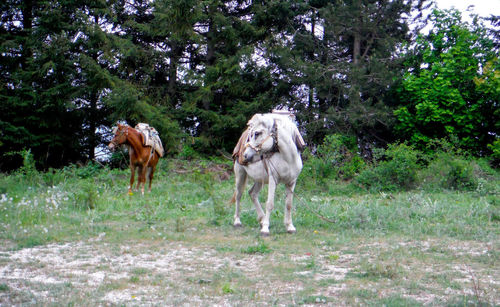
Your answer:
[109,126,129,148]
[244,120,279,154]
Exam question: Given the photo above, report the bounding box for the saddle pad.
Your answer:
[135,123,164,157]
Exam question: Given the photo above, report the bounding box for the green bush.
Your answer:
[355,143,420,191]
[71,179,98,210]
[178,144,200,160]
[109,150,129,169]
[12,149,41,186]
[304,134,365,181]
[420,152,479,191]
[42,168,66,186]
[488,138,500,167]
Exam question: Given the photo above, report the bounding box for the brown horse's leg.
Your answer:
[137,165,145,194]
[148,166,156,193]
[129,164,136,194]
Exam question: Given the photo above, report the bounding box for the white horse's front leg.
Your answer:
[233,163,247,227]
[284,181,297,234]
[261,177,277,236]
[249,182,264,223]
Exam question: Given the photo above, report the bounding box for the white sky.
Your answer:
[434,0,499,18]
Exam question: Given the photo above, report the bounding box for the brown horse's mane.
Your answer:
[115,125,140,147]
[128,126,144,145]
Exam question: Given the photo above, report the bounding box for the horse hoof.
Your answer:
[233,223,242,228]
[286,225,296,234]
[260,231,270,237]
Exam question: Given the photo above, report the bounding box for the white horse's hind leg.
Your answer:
[284,181,297,234]
[260,177,277,236]
[249,182,264,223]
[233,163,247,227]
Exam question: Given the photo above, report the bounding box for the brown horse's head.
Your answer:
[108,124,128,151]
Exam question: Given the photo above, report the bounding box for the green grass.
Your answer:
[241,241,272,254]
[0,158,499,305]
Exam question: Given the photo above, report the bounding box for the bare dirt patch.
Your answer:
[0,236,498,306]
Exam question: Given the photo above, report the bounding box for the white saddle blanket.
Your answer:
[135,123,164,157]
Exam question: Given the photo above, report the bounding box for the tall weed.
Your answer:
[11,149,41,186]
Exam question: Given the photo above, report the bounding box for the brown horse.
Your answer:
[108,123,160,195]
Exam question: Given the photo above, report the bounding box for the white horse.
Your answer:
[231,113,305,236]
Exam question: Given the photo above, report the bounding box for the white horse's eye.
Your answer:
[255,131,261,137]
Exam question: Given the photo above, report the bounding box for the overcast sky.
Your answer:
[434,0,499,18]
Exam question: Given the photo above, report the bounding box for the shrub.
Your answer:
[5,149,43,186]
[421,152,479,191]
[355,143,420,191]
[488,138,500,167]
[71,180,98,210]
[178,144,200,160]
[305,134,365,181]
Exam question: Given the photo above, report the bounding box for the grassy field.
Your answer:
[0,158,499,306]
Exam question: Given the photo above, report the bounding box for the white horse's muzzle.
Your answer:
[242,146,257,163]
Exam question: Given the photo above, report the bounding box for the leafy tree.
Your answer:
[394,9,499,155]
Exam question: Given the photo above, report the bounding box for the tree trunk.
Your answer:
[88,14,99,161]
[168,41,179,100]
[21,0,33,70]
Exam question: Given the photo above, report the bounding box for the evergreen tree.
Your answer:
[266,0,429,156]
[0,0,84,169]
[98,0,182,154]
[164,0,279,153]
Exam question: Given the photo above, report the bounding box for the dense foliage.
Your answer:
[394,9,499,155]
[0,0,498,170]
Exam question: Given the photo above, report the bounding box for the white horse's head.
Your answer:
[242,114,280,163]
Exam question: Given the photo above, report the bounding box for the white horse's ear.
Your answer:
[248,113,262,126]
[272,117,282,128]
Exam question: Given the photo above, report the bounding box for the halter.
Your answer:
[109,126,129,148]
[244,120,279,154]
